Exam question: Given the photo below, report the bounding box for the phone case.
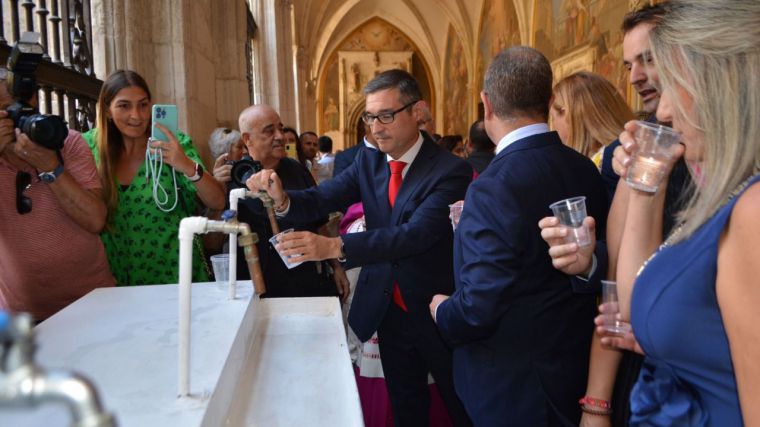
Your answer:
[151,104,178,142]
[285,142,298,160]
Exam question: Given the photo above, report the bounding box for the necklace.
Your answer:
[636,173,759,278]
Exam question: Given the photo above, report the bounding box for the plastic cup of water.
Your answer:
[269,228,304,269]
[625,121,681,193]
[600,280,632,335]
[549,196,591,247]
[210,254,229,289]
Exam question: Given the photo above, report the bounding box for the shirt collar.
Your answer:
[385,133,424,178]
[363,137,377,150]
[495,123,550,155]
[386,132,424,165]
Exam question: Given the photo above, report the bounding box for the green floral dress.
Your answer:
[83,129,210,286]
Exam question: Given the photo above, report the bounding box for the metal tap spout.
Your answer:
[0,312,116,427]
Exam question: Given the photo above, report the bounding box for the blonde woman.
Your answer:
[605,0,760,424]
[550,71,635,168]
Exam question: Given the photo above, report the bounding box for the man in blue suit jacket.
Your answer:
[332,123,377,178]
[430,47,607,426]
[247,69,472,426]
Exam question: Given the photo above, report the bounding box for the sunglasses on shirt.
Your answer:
[16,171,32,215]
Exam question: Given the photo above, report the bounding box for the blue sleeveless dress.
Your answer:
[629,175,760,426]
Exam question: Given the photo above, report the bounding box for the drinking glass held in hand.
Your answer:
[600,280,632,335]
[270,228,304,269]
[549,196,591,247]
[625,121,681,193]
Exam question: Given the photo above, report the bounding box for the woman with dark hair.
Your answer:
[83,69,225,286]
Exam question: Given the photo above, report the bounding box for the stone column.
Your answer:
[249,0,297,126]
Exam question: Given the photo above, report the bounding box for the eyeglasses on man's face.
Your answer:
[362,100,419,125]
[16,171,32,215]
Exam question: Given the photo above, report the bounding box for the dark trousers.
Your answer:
[377,303,471,427]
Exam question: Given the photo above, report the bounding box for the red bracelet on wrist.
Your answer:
[579,395,612,415]
[579,395,611,409]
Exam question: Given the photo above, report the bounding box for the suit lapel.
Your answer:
[390,140,437,224]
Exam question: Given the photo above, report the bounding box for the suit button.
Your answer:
[392,263,399,268]
[383,289,390,296]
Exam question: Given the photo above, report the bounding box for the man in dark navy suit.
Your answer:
[247,69,471,426]
[430,47,607,426]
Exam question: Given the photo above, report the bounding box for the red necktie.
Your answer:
[388,160,408,312]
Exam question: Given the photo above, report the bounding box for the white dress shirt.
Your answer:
[386,132,424,178]
[495,123,550,155]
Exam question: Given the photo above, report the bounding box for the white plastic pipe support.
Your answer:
[177,216,209,397]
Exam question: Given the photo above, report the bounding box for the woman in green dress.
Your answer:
[84,70,225,285]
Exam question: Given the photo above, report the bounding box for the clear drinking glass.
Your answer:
[600,280,632,335]
[269,228,304,269]
[449,201,464,231]
[549,196,591,247]
[210,253,229,289]
[625,121,681,193]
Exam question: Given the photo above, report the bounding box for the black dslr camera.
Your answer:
[6,32,68,150]
[230,155,262,188]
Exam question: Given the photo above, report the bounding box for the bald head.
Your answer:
[239,104,278,133]
[238,104,286,168]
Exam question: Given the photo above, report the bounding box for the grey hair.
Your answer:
[207,127,241,159]
[483,46,553,121]
[363,69,421,106]
[650,0,760,242]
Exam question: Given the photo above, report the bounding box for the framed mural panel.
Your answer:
[532,0,630,103]
[551,44,596,83]
[443,25,469,137]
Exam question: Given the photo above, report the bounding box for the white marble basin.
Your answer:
[0,282,362,426]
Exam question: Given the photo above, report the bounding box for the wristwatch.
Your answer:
[337,238,347,263]
[38,164,65,183]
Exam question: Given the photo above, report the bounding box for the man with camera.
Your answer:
[0,68,114,322]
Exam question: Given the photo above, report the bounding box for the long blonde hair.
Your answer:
[552,71,635,157]
[94,70,152,224]
[650,0,760,242]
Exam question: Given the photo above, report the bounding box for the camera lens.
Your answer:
[18,114,68,150]
[231,158,262,187]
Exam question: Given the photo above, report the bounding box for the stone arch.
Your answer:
[345,99,366,148]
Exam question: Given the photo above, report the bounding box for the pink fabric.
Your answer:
[339,202,365,235]
[0,130,115,320]
[353,365,453,427]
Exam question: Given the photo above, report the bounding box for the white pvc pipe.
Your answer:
[178,216,255,398]
[177,216,209,397]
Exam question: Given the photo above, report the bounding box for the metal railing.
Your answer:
[0,0,102,132]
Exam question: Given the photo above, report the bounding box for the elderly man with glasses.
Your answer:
[246,69,472,426]
[0,70,114,322]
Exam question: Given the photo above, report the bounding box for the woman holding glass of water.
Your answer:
[603,0,760,425]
